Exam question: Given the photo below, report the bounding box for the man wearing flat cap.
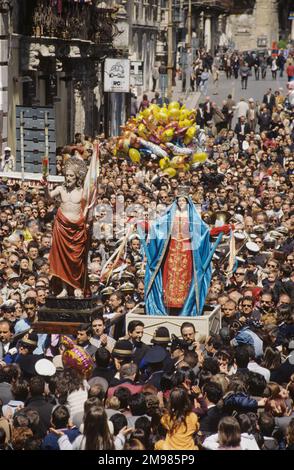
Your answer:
[141,326,174,375]
[110,339,134,385]
[142,345,167,390]
[13,331,44,379]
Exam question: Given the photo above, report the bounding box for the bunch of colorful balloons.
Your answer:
[61,335,94,379]
[114,102,208,177]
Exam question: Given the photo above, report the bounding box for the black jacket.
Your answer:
[200,406,227,435]
[25,395,54,436]
[234,122,251,139]
[92,366,116,384]
[132,341,149,367]
[270,358,294,385]
[263,94,275,111]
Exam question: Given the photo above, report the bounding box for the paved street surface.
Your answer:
[198,70,288,106]
[140,70,288,119]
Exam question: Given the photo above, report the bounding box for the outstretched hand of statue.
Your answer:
[40,175,48,187]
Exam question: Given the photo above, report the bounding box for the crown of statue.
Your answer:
[177,185,190,197]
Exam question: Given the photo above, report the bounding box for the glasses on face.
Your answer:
[243,304,252,308]
[261,300,271,304]
[267,263,277,268]
[235,272,245,276]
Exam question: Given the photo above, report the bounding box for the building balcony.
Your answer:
[189,0,233,13]
[18,0,119,45]
[17,34,118,72]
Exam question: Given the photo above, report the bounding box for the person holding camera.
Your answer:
[180,322,200,352]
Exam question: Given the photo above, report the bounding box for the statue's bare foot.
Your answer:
[74,289,83,298]
[56,288,68,298]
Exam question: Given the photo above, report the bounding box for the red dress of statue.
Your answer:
[162,198,193,310]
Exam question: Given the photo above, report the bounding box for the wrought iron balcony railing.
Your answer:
[23,0,119,44]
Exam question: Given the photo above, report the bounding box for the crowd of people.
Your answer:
[0,46,294,451]
[175,49,294,96]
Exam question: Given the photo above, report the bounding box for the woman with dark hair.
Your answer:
[261,347,281,377]
[236,414,260,450]
[155,387,199,450]
[138,94,150,112]
[55,406,130,450]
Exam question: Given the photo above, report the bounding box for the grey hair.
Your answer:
[120,362,138,380]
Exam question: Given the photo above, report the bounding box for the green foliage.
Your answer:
[278,40,287,50]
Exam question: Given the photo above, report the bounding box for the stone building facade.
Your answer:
[226,0,279,51]
[127,0,159,92]
[0,1,10,152]
[1,0,121,154]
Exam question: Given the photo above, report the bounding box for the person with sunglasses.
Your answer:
[252,290,275,322]
[237,296,255,323]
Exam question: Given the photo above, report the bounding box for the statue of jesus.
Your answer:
[43,157,90,298]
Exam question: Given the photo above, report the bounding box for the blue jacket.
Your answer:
[41,427,80,450]
[223,392,258,413]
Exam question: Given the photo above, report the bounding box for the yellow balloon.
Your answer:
[192,152,208,163]
[186,126,197,139]
[162,128,174,142]
[184,135,192,145]
[180,109,190,120]
[138,123,147,138]
[122,139,130,153]
[169,156,179,168]
[129,148,141,163]
[168,108,180,120]
[158,109,168,124]
[149,104,160,114]
[181,119,193,128]
[168,101,180,110]
[142,108,151,119]
[159,157,170,169]
[163,167,177,177]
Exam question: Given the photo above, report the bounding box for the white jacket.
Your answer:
[203,432,260,450]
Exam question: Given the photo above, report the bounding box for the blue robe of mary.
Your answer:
[143,197,212,316]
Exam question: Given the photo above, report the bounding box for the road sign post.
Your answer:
[104,59,130,93]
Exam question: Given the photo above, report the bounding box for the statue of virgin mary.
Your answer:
[143,186,212,316]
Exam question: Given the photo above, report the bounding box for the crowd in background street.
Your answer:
[0,46,294,451]
[170,48,294,96]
